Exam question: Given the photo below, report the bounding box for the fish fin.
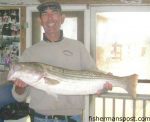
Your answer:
[44,77,60,85]
[42,76,59,99]
[126,74,138,99]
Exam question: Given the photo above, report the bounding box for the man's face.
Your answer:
[40,9,64,34]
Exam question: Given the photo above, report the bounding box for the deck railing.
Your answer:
[90,92,150,122]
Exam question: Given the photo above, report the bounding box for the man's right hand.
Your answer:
[13,79,28,88]
[12,79,28,95]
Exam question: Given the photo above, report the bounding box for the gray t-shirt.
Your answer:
[12,37,97,115]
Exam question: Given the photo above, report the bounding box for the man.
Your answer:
[12,2,112,122]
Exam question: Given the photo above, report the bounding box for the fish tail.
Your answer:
[126,74,138,99]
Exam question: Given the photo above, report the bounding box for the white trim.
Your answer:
[90,5,150,12]
[62,4,87,11]
[26,6,37,48]
[84,9,91,53]
[83,95,90,122]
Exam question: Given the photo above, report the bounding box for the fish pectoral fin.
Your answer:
[44,77,60,85]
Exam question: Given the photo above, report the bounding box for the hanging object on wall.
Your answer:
[120,0,142,4]
[0,8,21,70]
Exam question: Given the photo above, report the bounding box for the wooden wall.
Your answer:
[39,0,150,4]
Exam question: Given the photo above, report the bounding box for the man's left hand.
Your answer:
[96,82,112,96]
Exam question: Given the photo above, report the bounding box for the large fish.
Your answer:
[7,62,138,98]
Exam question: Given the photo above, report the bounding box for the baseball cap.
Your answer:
[37,1,62,13]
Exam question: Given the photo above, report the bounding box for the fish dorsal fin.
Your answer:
[44,77,60,85]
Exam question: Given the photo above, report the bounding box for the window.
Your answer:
[93,10,150,118]
[95,12,150,94]
[96,12,150,80]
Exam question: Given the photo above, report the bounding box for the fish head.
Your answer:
[7,62,43,84]
[7,63,21,81]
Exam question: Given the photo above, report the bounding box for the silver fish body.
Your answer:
[7,62,138,98]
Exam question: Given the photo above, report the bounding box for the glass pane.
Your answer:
[96,12,150,79]
[61,17,77,40]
